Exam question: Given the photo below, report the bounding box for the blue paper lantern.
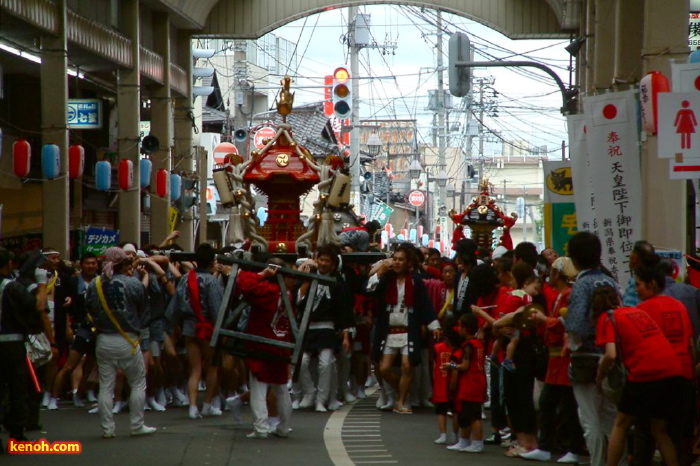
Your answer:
[41,144,60,180]
[95,160,111,191]
[409,228,417,242]
[690,48,700,63]
[140,158,152,188]
[397,234,405,241]
[421,234,429,247]
[170,173,182,201]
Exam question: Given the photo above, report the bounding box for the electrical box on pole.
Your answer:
[448,32,471,97]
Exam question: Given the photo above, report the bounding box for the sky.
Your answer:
[263,4,572,159]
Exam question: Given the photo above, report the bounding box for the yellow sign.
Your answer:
[546,167,574,196]
[168,207,179,233]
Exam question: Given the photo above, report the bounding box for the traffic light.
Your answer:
[332,66,352,119]
[448,32,471,98]
[175,177,198,214]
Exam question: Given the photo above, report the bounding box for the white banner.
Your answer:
[582,90,642,287]
[567,114,596,233]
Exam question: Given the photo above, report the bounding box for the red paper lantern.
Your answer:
[12,139,31,177]
[118,159,134,190]
[155,169,169,198]
[68,144,85,179]
[639,71,670,134]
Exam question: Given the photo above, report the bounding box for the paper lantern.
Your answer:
[428,239,435,248]
[118,159,134,190]
[95,161,111,191]
[417,225,424,239]
[409,229,417,242]
[421,234,429,247]
[68,144,84,179]
[400,229,408,239]
[170,173,182,201]
[639,71,670,134]
[13,139,31,177]
[397,234,405,241]
[139,158,152,188]
[41,144,61,180]
[155,169,169,198]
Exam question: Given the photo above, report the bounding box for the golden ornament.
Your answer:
[276,153,290,167]
[276,242,288,252]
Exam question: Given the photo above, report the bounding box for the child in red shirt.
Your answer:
[443,314,487,453]
[432,321,461,445]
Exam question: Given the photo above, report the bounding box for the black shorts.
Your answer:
[458,401,483,428]
[71,332,95,355]
[618,376,683,420]
[434,402,451,416]
[304,329,338,352]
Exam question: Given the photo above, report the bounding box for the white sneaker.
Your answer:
[520,449,552,462]
[112,401,126,414]
[267,417,280,432]
[246,431,268,439]
[156,388,167,407]
[380,395,396,411]
[292,399,301,410]
[375,392,387,409]
[434,433,447,444]
[202,404,222,417]
[447,439,470,451]
[557,452,584,464]
[298,395,315,409]
[86,390,98,403]
[421,400,435,408]
[189,406,202,419]
[47,398,59,410]
[88,406,98,414]
[356,387,367,399]
[225,395,243,423]
[315,402,327,413]
[211,395,222,411]
[365,373,377,387]
[344,392,357,403]
[41,391,51,408]
[73,393,85,408]
[172,388,189,407]
[328,399,343,411]
[131,425,157,436]
[462,442,484,453]
[147,397,166,412]
[198,381,206,392]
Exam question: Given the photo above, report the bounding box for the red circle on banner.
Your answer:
[694,76,700,91]
[603,104,617,120]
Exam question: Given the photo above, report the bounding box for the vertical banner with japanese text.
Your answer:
[582,90,642,287]
[543,160,577,256]
[567,114,596,234]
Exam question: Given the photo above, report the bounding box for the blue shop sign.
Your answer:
[67,99,102,129]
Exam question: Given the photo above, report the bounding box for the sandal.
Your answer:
[505,446,528,457]
[392,406,413,414]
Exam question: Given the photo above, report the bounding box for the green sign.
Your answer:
[545,202,577,256]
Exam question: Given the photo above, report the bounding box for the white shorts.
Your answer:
[383,344,409,356]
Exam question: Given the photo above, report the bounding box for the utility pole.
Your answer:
[436,11,447,237]
[478,79,485,186]
[233,40,249,156]
[349,6,361,214]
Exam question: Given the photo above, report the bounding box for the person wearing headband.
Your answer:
[85,246,155,438]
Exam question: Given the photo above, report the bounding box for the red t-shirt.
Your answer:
[457,338,487,403]
[433,341,453,404]
[596,307,683,382]
[637,295,694,380]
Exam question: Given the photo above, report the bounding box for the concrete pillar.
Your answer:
[613,0,644,88]
[149,13,172,246]
[173,32,195,250]
[641,0,689,251]
[582,0,595,96]
[117,0,141,245]
[40,0,69,256]
[593,0,616,90]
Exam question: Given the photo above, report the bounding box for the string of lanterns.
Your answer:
[11,140,181,200]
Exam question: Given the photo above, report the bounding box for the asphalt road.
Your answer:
[1,391,550,466]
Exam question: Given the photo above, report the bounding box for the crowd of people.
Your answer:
[0,229,698,465]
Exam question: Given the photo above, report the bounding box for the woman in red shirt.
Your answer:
[592,285,684,466]
[634,261,696,466]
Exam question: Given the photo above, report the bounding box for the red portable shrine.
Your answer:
[243,129,320,253]
[68,144,85,179]
[13,139,31,177]
[450,178,515,251]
